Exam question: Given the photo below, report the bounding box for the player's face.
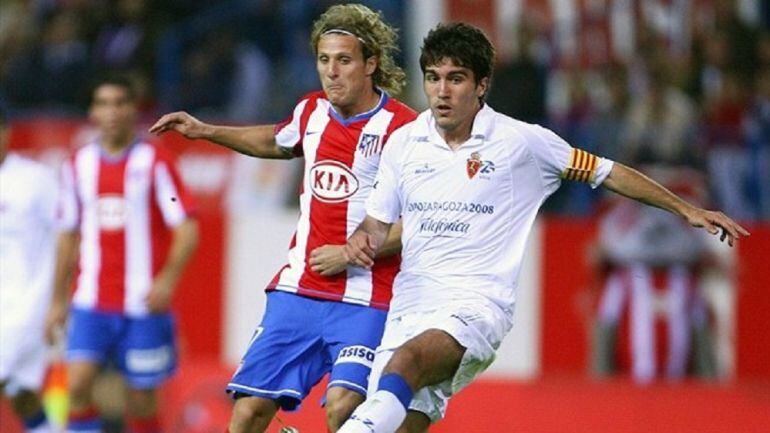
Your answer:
[316,33,377,116]
[423,58,488,138]
[89,84,137,144]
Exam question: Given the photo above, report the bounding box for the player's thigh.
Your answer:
[67,360,101,399]
[324,302,387,397]
[228,292,327,411]
[117,313,176,390]
[385,328,466,389]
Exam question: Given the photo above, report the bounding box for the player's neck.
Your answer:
[100,133,135,156]
[439,108,480,150]
[334,87,381,119]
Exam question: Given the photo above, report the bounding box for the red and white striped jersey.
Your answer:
[58,141,195,317]
[269,90,416,310]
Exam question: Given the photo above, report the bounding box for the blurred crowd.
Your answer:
[0,0,767,220]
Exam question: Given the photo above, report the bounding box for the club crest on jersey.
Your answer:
[309,160,360,203]
[466,152,495,180]
[357,133,382,157]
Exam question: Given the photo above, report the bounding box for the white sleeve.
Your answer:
[274,98,310,155]
[365,128,406,224]
[37,167,58,230]
[526,125,614,191]
[56,160,79,231]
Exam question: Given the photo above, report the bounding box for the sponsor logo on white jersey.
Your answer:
[309,160,359,203]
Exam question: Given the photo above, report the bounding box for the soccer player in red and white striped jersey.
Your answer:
[150,5,416,433]
[46,76,199,433]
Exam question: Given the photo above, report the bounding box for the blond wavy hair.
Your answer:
[310,3,406,95]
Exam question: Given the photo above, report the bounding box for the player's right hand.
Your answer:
[149,111,210,139]
[45,302,68,345]
[345,232,377,268]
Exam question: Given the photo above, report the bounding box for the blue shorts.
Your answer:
[66,308,177,389]
[227,291,387,411]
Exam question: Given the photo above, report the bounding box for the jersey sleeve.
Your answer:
[274,94,317,157]
[153,153,196,227]
[526,125,614,191]
[366,127,407,224]
[56,159,80,232]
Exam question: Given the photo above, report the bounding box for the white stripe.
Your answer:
[155,161,187,227]
[226,383,302,397]
[275,99,309,150]
[73,145,101,310]
[124,144,155,316]
[342,108,394,305]
[277,102,331,291]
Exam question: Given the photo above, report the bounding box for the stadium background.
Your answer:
[1,0,769,432]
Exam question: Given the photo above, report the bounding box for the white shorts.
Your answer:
[0,324,49,395]
[368,300,513,422]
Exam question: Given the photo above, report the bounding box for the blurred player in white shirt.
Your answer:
[0,108,57,433]
[338,23,749,433]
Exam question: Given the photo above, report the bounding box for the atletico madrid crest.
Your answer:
[467,152,481,179]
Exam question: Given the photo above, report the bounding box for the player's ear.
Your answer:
[365,56,377,77]
[476,76,489,100]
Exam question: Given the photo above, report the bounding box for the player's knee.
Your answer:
[126,388,158,418]
[229,397,277,433]
[10,390,43,418]
[325,390,362,430]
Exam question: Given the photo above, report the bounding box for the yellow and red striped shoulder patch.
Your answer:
[563,148,599,182]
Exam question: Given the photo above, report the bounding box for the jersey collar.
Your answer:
[421,103,495,150]
[328,88,389,126]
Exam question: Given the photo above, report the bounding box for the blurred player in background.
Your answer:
[45,75,199,433]
[338,23,748,433]
[591,167,718,383]
[0,108,57,433]
[150,4,416,433]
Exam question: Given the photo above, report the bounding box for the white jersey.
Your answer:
[367,105,614,316]
[0,153,57,332]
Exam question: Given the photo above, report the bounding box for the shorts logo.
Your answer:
[97,194,127,230]
[358,133,382,157]
[126,346,173,373]
[309,160,360,203]
[335,345,375,368]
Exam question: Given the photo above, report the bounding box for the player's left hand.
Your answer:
[146,275,175,313]
[683,207,750,247]
[309,244,348,276]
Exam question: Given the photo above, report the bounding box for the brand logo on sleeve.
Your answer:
[309,160,359,203]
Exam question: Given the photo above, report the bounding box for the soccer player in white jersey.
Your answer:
[0,108,57,433]
[45,75,200,433]
[338,23,749,433]
[149,4,416,433]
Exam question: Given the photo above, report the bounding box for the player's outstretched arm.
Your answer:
[602,162,750,246]
[45,231,80,345]
[345,216,393,268]
[149,111,292,159]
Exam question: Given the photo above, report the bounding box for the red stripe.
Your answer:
[297,119,355,300]
[96,156,128,312]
